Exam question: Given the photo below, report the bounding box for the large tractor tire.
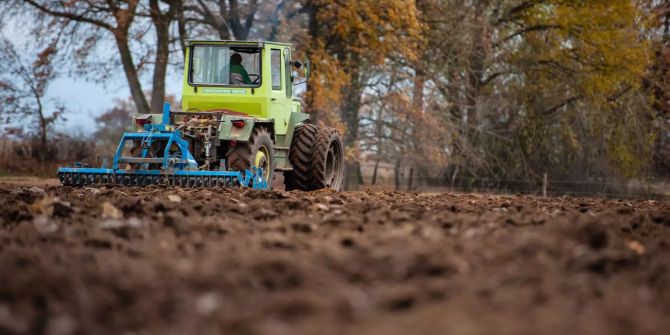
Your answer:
[285,124,344,191]
[310,128,344,191]
[226,127,275,190]
[284,124,319,191]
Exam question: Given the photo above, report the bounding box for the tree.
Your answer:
[21,0,185,115]
[416,0,658,185]
[0,38,64,161]
[511,0,652,178]
[645,0,670,177]
[23,0,149,114]
[187,0,260,40]
[149,0,184,114]
[300,0,422,189]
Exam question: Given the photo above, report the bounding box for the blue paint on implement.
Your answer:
[56,102,268,189]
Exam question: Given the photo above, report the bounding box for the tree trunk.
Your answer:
[228,0,258,40]
[341,56,364,190]
[149,0,176,114]
[450,166,459,187]
[413,71,424,112]
[35,95,48,161]
[465,8,486,135]
[407,167,414,191]
[114,34,150,115]
[394,159,403,191]
[305,0,320,122]
[411,70,425,172]
[371,158,380,185]
[176,1,188,55]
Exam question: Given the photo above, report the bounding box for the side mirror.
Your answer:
[303,59,311,79]
[192,57,202,75]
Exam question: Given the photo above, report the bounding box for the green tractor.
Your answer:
[57,40,345,191]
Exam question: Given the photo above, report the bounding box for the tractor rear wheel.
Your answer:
[284,124,319,191]
[310,128,344,191]
[226,127,275,189]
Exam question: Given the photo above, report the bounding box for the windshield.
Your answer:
[190,45,261,86]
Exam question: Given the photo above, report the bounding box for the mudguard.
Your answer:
[217,115,269,142]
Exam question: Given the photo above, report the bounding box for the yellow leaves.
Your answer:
[344,144,360,163]
[563,126,581,151]
[520,0,651,104]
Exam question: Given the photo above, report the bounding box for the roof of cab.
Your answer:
[184,40,292,47]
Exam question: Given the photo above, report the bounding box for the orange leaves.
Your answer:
[302,0,422,129]
[318,0,420,64]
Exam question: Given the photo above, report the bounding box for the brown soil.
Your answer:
[0,183,669,335]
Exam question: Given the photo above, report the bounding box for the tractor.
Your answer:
[57,40,345,191]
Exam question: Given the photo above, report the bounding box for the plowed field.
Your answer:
[1,183,669,334]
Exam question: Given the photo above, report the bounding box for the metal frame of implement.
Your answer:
[57,103,268,189]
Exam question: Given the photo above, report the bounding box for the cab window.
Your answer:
[271,49,282,90]
[284,48,292,98]
[190,45,260,86]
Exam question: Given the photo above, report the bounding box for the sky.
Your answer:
[2,17,183,135]
[44,74,183,132]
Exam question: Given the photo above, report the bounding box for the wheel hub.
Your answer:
[254,145,271,180]
[325,149,335,187]
[325,140,342,189]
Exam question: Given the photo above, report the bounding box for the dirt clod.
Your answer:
[101,202,123,219]
[11,187,46,203]
[51,200,74,217]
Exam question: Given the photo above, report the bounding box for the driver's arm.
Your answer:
[241,68,252,84]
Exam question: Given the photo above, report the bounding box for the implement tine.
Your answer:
[57,168,263,190]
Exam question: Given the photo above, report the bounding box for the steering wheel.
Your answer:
[248,74,260,84]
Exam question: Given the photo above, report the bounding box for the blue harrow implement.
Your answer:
[57,103,268,189]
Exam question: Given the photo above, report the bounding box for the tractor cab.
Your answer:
[181,40,307,135]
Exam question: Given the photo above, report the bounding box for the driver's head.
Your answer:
[230,53,242,65]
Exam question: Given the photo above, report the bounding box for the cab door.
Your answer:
[270,48,291,135]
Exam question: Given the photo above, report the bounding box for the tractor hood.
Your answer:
[181,86,267,118]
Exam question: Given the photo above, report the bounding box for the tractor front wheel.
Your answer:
[226,127,275,189]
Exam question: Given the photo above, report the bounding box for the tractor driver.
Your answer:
[228,53,252,85]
